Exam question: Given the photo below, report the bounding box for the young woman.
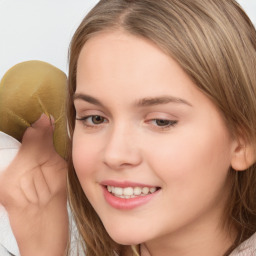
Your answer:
[0,0,256,255]
[67,0,256,255]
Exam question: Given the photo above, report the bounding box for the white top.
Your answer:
[0,132,21,256]
[229,232,256,256]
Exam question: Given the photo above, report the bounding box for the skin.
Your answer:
[73,31,241,256]
[0,114,68,256]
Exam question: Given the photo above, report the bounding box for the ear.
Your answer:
[231,136,256,171]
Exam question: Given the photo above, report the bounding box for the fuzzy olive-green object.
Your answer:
[0,60,68,158]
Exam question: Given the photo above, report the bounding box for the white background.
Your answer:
[0,0,255,80]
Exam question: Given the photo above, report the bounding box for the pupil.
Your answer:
[156,119,169,126]
[93,116,103,124]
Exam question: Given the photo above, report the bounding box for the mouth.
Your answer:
[105,185,160,199]
[101,182,161,210]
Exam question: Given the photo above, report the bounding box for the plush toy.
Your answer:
[0,60,68,158]
[0,60,68,256]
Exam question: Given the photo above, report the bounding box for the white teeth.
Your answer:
[114,187,123,196]
[142,187,149,194]
[123,187,133,196]
[150,187,157,193]
[134,187,142,195]
[107,185,158,198]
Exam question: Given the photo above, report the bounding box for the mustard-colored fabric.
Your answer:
[0,60,68,158]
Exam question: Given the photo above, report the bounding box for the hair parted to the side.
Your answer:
[67,0,256,255]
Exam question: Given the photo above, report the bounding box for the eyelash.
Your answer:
[147,119,178,130]
[76,115,178,130]
[76,115,108,128]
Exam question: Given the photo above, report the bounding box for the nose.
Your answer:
[102,124,142,170]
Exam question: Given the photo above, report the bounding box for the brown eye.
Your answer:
[155,119,175,126]
[91,115,105,124]
[76,115,107,126]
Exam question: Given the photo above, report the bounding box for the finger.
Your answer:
[0,169,29,208]
[31,113,54,130]
[24,113,54,143]
[20,114,56,158]
[20,173,39,204]
[41,159,67,196]
[33,167,52,205]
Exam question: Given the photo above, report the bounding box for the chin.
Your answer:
[106,228,147,246]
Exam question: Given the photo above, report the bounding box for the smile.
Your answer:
[107,186,158,199]
[102,182,161,210]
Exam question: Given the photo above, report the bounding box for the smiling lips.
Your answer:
[107,186,157,199]
[102,183,160,210]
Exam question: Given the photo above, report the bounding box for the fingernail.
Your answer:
[50,115,55,123]
[40,113,47,119]
[40,113,51,123]
[50,115,55,129]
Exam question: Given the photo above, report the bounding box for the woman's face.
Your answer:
[73,31,236,248]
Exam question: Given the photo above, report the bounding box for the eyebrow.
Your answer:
[135,96,192,107]
[73,93,105,107]
[73,93,192,108]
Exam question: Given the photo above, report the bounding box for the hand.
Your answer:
[0,114,68,256]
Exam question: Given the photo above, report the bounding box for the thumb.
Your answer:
[20,113,55,156]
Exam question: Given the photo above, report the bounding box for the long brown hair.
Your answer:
[67,0,256,255]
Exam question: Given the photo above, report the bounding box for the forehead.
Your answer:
[76,30,197,98]
[75,31,209,113]
[76,30,170,79]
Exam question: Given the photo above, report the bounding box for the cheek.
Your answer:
[72,131,99,181]
[145,125,232,190]
[144,131,232,221]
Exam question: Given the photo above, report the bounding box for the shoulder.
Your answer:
[229,232,256,256]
